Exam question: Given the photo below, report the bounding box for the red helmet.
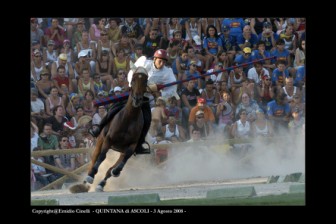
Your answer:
[154,49,168,60]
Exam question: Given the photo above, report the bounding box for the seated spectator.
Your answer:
[187,129,203,142]
[92,105,107,126]
[189,97,216,127]
[230,108,253,156]
[267,92,291,134]
[32,147,53,189]
[189,110,213,140]
[162,115,187,142]
[54,136,76,171]
[235,92,260,123]
[181,80,201,130]
[166,96,182,124]
[288,108,305,136]
[201,79,220,115]
[45,105,68,137]
[216,91,235,135]
[251,108,274,138]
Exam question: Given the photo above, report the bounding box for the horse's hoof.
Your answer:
[111,168,120,177]
[84,175,94,184]
[95,185,104,192]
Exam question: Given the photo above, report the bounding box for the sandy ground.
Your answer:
[31,140,305,205]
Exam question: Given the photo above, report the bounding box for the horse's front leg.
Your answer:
[111,144,135,177]
[96,145,135,192]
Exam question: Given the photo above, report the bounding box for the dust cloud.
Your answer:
[89,133,305,192]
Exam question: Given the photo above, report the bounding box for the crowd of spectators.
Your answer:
[31,18,305,190]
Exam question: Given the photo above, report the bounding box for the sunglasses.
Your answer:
[101,33,107,36]
[196,116,204,119]
[191,64,197,67]
[62,139,68,142]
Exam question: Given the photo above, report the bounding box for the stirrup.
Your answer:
[135,141,151,154]
[88,128,99,137]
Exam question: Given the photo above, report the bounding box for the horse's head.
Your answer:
[130,66,148,108]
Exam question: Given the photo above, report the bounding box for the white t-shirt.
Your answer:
[31,132,39,152]
[31,98,45,113]
[247,67,269,84]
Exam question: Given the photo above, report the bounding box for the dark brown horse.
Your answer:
[70,67,148,193]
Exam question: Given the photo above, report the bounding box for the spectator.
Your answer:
[267,92,291,134]
[251,108,274,138]
[54,136,76,171]
[189,110,213,140]
[186,129,203,142]
[162,115,187,142]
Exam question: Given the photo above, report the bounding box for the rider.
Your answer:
[88,49,178,154]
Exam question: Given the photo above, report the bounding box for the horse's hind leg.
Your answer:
[111,145,135,177]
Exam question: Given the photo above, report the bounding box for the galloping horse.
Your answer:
[70,67,148,193]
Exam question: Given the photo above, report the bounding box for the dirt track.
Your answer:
[31,140,305,205]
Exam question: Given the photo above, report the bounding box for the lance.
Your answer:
[93,56,276,106]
